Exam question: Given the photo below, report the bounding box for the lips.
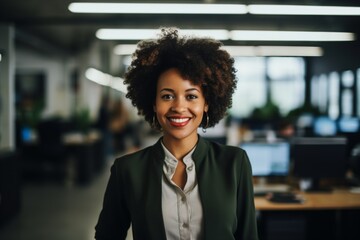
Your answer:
[167,117,191,127]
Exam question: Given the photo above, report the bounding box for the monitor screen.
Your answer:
[291,137,347,179]
[296,113,314,129]
[313,117,337,136]
[240,141,290,177]
[337,117,360,133]
[21,127,32,142]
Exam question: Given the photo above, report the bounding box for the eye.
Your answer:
[161,94,174,100]
[187,94,198,100]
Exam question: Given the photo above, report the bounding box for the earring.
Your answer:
[152,115,157,129]
[152,114,162,131]
[202,112,209,133]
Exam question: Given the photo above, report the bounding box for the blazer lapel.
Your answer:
[144,139,167,240]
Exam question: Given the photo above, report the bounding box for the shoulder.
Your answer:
[112,138,164,172]
[199,139,249,170]
[206,139,247,159]
[112,145,155,171]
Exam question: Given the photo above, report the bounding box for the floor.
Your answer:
[0,160,133,240]
[0,131,160,240]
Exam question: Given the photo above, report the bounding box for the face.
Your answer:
[154,68,208,143]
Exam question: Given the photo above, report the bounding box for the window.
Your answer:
[328,72,340,119]
[229,57,266,118]
[229,57,306,118]
[268,57,305,115]
[341,70,354,116]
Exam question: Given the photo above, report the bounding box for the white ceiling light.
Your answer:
[259,46,323,57]
[104,29,355,42]
[85,68,127,93]
[114,44,322,57]
[230,30,355,41]
[0,53,2,62]
[85,68,112,86]
[96,29,229,40]
[248,5,360,16]
[222,46,323,57]
[69,2,360,16]
[113,44,137,55]
[68,2,247,14]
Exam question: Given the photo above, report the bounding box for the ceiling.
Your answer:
[1,0,360,55]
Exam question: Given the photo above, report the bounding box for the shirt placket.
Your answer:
[162,148,197,240]
[178,191,191,240]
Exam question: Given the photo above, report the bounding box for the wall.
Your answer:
[16,46,73,119]
[312,42,360,75]
[0,25,15,150]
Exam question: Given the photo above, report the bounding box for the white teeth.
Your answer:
[169,118,189,123]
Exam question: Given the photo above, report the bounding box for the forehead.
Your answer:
[157,68,201,91]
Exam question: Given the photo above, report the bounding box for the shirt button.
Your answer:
[182,222,189,229]
[187,165,193,171]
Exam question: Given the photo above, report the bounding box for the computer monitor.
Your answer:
[240,141,290,177]
[313,117,337,137]
[337,117,360,133]
[291,137,347,191]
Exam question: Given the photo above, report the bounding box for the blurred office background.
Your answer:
[1,1,360,240]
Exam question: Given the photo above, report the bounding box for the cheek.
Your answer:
[192,105,206,118]
[154,101,168,116]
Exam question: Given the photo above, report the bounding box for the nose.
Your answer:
[170,97,187,113]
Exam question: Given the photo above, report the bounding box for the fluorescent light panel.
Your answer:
[96,29,229,40]
[68,3,247,14]
[69,2,360,16]
[99,29,355,42]
[223,46,323,57]
[85,68,127,93]
[114,44,323,57]
[230,30,355,41]
[113,44,137,55]
[248,5,360,16]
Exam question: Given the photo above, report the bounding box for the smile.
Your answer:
[168,117,191,126]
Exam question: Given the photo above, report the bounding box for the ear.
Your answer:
[204,103,209,112]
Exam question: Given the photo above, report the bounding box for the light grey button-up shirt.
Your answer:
[161,143,204,240]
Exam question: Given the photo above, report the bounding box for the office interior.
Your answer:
[1,1,360,239]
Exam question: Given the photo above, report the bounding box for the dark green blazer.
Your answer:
[95,136,258,240]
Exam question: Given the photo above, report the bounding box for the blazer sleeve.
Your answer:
[234,150,259,240]
[95,162,131,240]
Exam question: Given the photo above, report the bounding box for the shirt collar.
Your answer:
[161,141,196,167]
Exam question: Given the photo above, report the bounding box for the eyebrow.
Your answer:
[160,88,201,93]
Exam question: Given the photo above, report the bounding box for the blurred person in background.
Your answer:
[95,28,258,240]
[109,97,129,154]
[95,94,112,160]
[109,97,142,155]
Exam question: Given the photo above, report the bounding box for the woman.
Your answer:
[95,28,258,240]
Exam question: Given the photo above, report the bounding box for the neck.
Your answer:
[162,134,198,160]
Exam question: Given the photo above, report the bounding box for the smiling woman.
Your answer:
[94,27,259,240]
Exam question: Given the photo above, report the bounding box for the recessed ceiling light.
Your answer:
[248,4,360,16]
[230,30,355,41]
[96,29,229,40]
[222,46,323,57]
[69,2,247,14]
[99,28,355,42]
[113,44,323,57]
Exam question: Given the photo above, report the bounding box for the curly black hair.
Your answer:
[124,27,237,129]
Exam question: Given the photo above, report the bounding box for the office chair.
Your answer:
[36,118,67,181]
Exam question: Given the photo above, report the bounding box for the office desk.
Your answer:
[21,131,103,185]
[255,189,360,210]
[255,190,360,240]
